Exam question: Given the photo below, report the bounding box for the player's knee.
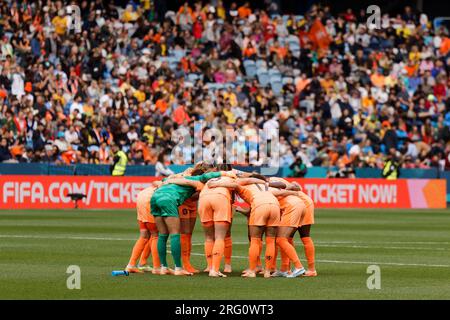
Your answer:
[140,229,151,238]
[299,230,310,238]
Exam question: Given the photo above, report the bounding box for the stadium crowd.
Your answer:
[0,0,450,173]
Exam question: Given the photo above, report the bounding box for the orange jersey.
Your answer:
[200,176,234,201]
[238,183,279,209]
[297,191,314,208]
[269,177,303,212]
[297,190,314,226]
[136,186,156,222]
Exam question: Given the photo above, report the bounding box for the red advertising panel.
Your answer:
[0,176,446,209]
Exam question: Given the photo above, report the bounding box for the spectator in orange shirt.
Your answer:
[243,42,257,59]
[237,2,251,19]
[295,74,311,93]
[173,103,191,125]
[155,95,169,114]
[269,41,287,60]
[370,69,385,87]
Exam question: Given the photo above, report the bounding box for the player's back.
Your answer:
[200,176,234,201]
[239,183,278,208]
[297,190,314,208]
[137,185,156,206]
[136,185,156,220]
[269,177,303,210]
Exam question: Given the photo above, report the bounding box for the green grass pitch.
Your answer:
[1,208,450,299]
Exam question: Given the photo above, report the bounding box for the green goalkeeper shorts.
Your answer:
[150,195,179,217]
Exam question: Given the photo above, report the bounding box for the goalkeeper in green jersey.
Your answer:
[151,165,236,275]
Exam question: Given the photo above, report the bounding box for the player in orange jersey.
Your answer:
[174,162,215,274]
[207,174,297,278]
[291,181,317,277]
[198,164,236,278]
[268,177,306,278]
[125,181,162,274]
[179,195,199,273]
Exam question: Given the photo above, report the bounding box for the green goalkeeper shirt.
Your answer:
[152,171,221,206]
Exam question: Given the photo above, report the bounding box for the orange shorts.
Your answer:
[249,203,280,227]
[299,204,315,227]
[198,194,232,223]
[278,205,304,228]
[179,203,197,219]
[137,200,154,223]
[138,221,158,233]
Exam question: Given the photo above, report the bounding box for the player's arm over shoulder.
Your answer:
[164,177,204,190]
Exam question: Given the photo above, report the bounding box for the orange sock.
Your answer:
[212,239,225,272]
[204,240,214,270]
[224,236,232,265]
[249,237,262,271]
[128,237,148,266]
[151,236,160,269]
[139,239,152,265]
[187,234,192,260]
[277,237,303,269]
[181,234,191,268]
[256,239,262,268]
[264,237,276,271]
[270,242,279,270]
[281,237,294,271]
[302,237,315,271]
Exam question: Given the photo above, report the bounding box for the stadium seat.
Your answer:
[224,83,235,90]
[256,60,267,70]
[282,77,294,85]
[245,64,257,78]
[268,68,282,78]
[169,61,178,70]
[172,49,186,61]
[270,73,282,82]
[188,73,199,82]
[272,81,283,95]
[243,59,255,68]
[257,72,270,87]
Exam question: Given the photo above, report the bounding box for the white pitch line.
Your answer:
[187,252,450,268]
[190,241,450,251]
[2,234,450,268]
[0,234,136,241]
[1,234,449,251]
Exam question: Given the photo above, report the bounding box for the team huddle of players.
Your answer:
[125,162,316,278]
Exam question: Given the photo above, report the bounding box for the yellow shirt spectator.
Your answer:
[223,108,236,124]
[222,92,237,107]
[52,15,67,35]
[133,90,146,103]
